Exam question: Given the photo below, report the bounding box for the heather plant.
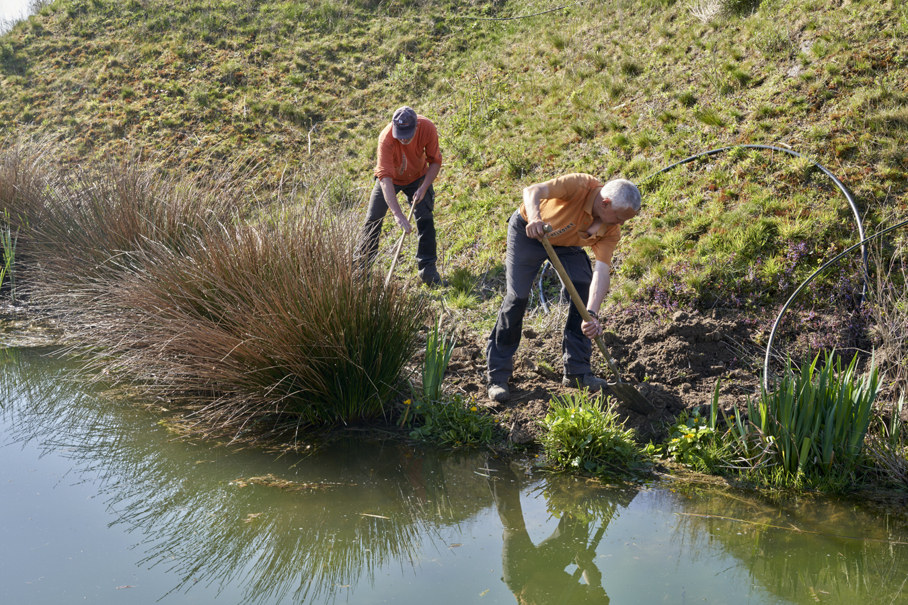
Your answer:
[728,351,880,486]
[539,390,651,477]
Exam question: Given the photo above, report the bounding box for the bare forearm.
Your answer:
[422,162,441,189]
[380,177,405,217]
[586,261,611,313]
[523,183,549,239]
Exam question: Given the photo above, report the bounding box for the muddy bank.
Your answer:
[435,308,760,445]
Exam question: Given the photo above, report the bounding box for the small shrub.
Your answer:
[539,389,650,476]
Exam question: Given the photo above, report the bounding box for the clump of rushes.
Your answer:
[729,351,879,486]
[73,201,426,434]
[16,153,253,312]
[0,209,18,303]
[539,390,651,477]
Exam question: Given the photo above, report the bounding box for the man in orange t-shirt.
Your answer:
[357,106,444,285]
[486,174,641,403]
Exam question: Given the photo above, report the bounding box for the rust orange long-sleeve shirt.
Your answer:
[373,116,443,186]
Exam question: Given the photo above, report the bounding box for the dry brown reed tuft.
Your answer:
[867,239,908,397]
[76,207,425,435]
[2,141,426,437]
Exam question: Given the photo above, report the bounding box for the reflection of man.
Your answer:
[485,458,610,604]
[357,106,444,286]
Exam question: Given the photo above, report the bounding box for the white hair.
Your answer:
[601,178,641,213]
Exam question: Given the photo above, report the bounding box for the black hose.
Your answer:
[762,218,908,390]
[640,144,869,301]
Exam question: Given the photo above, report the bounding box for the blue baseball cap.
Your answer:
[391,106,417,140]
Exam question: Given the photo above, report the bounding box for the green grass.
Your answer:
[1,0,908,443]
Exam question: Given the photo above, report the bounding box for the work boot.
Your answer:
[487,381,510,403]
[562,372,608,391]
[418,265,443,287]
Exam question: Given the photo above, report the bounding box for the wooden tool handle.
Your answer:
[540,225,624,383]
[383,202,418,289]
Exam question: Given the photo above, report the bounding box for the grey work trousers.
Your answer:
[357,176,437,271]
[486,211,593,384]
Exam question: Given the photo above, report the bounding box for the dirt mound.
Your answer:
[444,309,760,445]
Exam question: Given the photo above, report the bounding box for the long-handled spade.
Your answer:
[383,202,417,289]
[540,225,655,414]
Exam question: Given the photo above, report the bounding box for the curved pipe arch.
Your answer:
[761,218,908,390]
[639,144,869,300]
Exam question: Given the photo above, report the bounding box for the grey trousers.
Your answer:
[486,211,593,384]
[357,176,437,271]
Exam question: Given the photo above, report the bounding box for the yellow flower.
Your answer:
[470,406,477,412]
[404,399,411,405]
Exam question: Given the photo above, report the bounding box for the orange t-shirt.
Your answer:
[373,116,443,186]
[519,173,621,266]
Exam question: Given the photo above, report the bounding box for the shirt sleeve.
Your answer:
[541,173,598,205]
[591,225,621,266]
[373,125,398,181]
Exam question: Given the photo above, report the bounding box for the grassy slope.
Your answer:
[1,0,907,329]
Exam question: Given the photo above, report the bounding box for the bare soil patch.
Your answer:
[438,308,760,445]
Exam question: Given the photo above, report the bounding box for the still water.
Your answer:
[2,347,907,604]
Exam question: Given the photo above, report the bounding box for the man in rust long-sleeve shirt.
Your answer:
[357,106,444,285]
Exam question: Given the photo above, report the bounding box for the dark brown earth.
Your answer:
[436,308,762,446]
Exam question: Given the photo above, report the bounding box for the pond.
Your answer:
[2,347,907,604]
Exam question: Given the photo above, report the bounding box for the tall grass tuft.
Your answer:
[0,209,18,303]
[18,156,254,305]
[729,351,880,479]
[74,202,426,433]
[863,393,908,490]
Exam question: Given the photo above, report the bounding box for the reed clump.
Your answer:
[726,351,879,487]
[80,212,426,431]
[1,141,426,435]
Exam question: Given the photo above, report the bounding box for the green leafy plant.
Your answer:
[665,381,727,471]
[408,394,499,446]
[729,351,880,478]
[539,389,650,477]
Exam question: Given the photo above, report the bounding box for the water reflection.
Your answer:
[2,347,908,605]
[486,456,632,604]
